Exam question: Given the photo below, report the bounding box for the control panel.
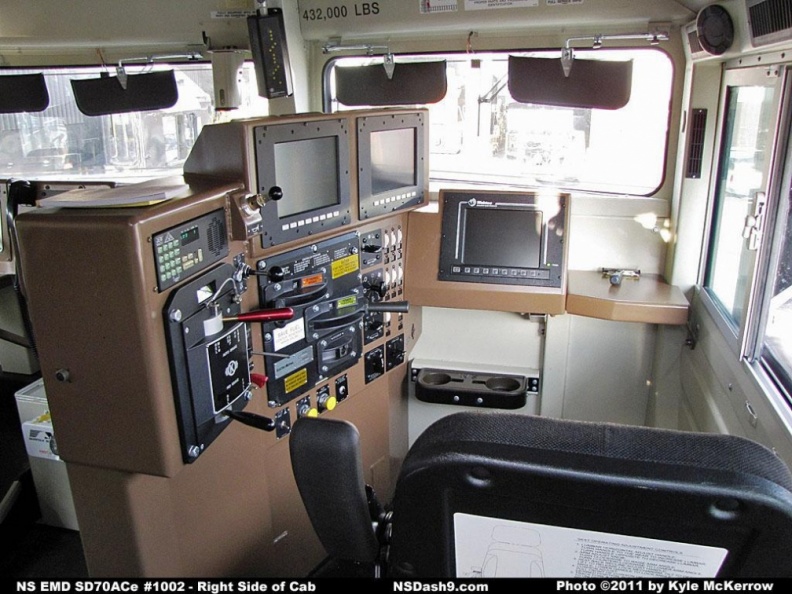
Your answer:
[164,262,253,463]
[153,209,229,292]
[257,232,365,406]
[362,222,407,384]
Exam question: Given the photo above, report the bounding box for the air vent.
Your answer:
[687,26,704,55]
[208,216,226,256]
[747,0,792,46]
[686,109,708,179]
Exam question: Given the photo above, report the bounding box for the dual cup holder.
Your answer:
[414,368,527,410]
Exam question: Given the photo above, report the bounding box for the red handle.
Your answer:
[250,373,268,388]
[225,307,294,323]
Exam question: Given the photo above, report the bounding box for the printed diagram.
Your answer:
[465,525,545,578]
[454,513,729,578]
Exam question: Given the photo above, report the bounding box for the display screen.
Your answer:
[462,207,543,269]
[370,128,416,195]
[274,136,340,218]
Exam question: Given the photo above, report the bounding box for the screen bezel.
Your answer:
[255,118,352,248]
[438,190,567,288]
[357,112,426,220]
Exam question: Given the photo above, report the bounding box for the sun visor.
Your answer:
[71,70,179,116]
[335,61,447,106]
[0,73,50,113]
[508,56,632,110]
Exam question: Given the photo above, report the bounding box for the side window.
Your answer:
[762,185,792,395]
[703,69,781,336]
[703,64,792,410]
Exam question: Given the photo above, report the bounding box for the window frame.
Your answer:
[749,70,792,410]
[699,64,790,361]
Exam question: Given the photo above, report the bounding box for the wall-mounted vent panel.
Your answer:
[747,0,792,46]
[686,109,708,179]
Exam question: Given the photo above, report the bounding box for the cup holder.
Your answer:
[421,372,452,386]
[415,368,528,410]
[485,376,522,392]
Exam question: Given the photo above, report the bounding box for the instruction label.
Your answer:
[454,513,727,578]
[210,10,257,18]
[546,0,584,5]
[465,0,538,10]
[274,345,314,380]
[420,0,458,13]
[273,317,306,352]
[331,254,360,279]
[284,368,309,394]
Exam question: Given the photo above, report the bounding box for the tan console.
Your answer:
[15,109,427,577]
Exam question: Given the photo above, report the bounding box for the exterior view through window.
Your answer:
[763,194,792,396]
[327,49,673,196]
[702,63,792,412]
[0,63,267,181]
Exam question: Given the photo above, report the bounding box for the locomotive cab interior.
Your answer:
[2,0,792,580]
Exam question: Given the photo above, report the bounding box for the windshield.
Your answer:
[0,63,268,182]
[327,49,673,196]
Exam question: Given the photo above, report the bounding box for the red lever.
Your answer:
[250,373,268,388]
[224,307,294,323]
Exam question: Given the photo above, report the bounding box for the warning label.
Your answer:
[331,254,360,279]
[284,368,309,394]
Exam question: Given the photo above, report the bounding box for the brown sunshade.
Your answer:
[336,61,447,106]
[0,73,50,113]
[71,70,178,116]
[508,55,632,110]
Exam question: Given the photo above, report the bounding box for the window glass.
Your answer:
[0,63,268,181]
[326,49,673,195]
[762,192,792,395]
[705,84,776,327]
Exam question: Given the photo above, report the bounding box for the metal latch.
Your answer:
[742,192,766,251]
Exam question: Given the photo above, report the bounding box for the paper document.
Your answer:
[38,183,188,208]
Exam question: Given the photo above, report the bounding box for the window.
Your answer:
[703,63,792,410]
[0,63,268,181]
[762,188,792,398]
[756,77,792,405]
[703,68,781,355]
[325,49,673,195]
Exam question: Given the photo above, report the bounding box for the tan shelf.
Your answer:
[566,270,689,325]
[404,208,566,315]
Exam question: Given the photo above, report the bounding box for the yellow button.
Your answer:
[307,408,319,418]
[324,396,337,411]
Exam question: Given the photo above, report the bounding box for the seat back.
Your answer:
[289,416,380,565]
[388,412,792,578]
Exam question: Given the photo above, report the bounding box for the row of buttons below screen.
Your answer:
[281,210,342,232]
[451,266,550,279]
[372,191,418,207]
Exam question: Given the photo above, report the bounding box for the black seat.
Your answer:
[290,411,792,578]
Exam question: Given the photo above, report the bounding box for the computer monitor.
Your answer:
[438,190,567,288]
[255,117,352,248]
[357,111,427,219]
